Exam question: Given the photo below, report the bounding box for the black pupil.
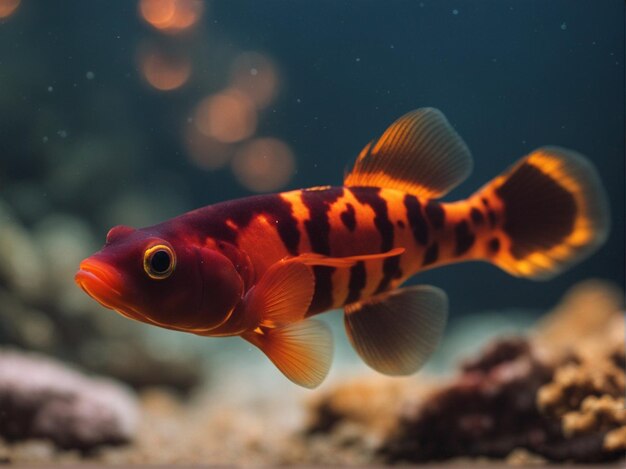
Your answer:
[150,250,171,274]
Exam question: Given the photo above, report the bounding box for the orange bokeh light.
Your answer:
[0,0,21,19]
[232,138,296,193]
[230,52,279,109]
[183,125,233,170]
[194,89,257,144]
[138,0,203,34]
[139,47,191,91]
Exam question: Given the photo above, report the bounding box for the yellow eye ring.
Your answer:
[143,244,176,280]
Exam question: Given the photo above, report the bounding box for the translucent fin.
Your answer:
[243,320,333,388]
[292,247,405,268]
[482,146,610,280]
[344,108,473,198]
[344,285,448,375]
[244,261,315,327]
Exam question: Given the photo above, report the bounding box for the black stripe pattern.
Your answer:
[351,187,401,295]
[300,187,345,312]
[425,200,446,229]
[454,220,476,256]
[404,194,429,246]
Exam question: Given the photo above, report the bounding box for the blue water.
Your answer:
[0,0,623,320]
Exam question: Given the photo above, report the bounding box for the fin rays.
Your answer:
[344,285,448,375]
[345,108,473,198]
[244,320,333,389]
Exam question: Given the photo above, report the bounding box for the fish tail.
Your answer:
[476,146,610,280]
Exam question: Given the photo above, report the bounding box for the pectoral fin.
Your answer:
[344,285,448,375]
[243,320,333,388]
[244,260,315,327]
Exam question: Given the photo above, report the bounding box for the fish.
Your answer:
[75,108,610,388]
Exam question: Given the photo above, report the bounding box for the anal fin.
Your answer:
[243,320,333,388]
[344,286,448,375]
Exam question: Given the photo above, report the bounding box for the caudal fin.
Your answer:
[479,146,610,280]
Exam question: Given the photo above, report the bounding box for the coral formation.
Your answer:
[307,281,626,464]
[381,281,626,463]
[0,349,139,450]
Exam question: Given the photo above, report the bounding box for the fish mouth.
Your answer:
[75,258,141,321]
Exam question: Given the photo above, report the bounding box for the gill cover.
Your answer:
[193,246,245,331]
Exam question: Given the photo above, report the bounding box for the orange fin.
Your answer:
[291,247,405,268]
[243,320,333,388]
[481,146,610,280]
[244,261,315,327]
[344,285,448,375]
[344,108,473,198]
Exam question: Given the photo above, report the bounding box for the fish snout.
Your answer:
[75,257,124,308]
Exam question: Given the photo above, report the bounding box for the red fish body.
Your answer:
[76,108,610,387]
[161,186,501,316]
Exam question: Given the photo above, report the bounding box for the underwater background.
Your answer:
[0,0,624,465]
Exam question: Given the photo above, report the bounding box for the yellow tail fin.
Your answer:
[479,146,610,280]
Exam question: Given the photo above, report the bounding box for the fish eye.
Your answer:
[143,244,176,280]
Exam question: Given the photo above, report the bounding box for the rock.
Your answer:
[303,376,434,466]
[379,281,626,464]
[307,376,430,439]
[533,279,624,364]
[0,349,139,450]
[381,337,557,463]
[79,338,204,394]
[535,282,626,457]
[303,281,626,464]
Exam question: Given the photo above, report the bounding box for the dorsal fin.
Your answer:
[344,108,473,198]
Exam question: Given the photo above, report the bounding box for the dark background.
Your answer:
[0,0,623,318]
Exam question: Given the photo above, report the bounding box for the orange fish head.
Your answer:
[75,225,244,333]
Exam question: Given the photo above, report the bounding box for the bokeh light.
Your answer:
[0,0,21,19]
[139,46,192,91]
[183,125,233,170]
[138,0,204,34]
[230,52,280,109]
[232,138,296,193]
[194,89,257,143]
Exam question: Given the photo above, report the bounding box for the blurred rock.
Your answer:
[303,376,432,465]
[0,199,45,300]
[0,349,139,450]
[303,280,626,464]
[381,337,560,462]
[533,279,624,364]
[535,281,626,456]
[380,281,626,464]
[307,376,430,439]
[431,308,537,373]
[32,213,98,301]
[0,288,57,352]
[79,339,204,393]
